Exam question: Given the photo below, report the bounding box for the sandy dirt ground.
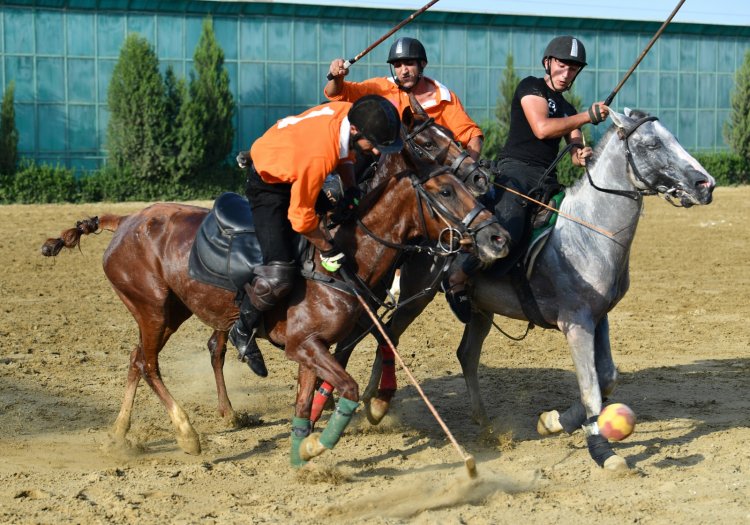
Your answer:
[1,186,749,524]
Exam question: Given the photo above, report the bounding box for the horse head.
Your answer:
[607,108,715,207]
[399,93,491,197]
[360,152,509,267]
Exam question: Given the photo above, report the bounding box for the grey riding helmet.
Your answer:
[387,37,428,64]
[348,95,403,154]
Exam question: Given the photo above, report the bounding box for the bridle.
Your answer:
[402,116,488,193]
[356,166,499,258]
[585,115,688,204]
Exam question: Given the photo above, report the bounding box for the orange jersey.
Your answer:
[326,76,482,147]
[250,102,355,234]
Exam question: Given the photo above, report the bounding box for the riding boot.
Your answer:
[229,295,268,378]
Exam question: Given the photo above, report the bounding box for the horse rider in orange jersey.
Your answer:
[444,35,610,323]
[231,95,403,377]
[325,36,484,161]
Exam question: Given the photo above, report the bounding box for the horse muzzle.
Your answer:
[473,221,511,264]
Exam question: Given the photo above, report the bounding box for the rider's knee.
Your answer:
[247,261,296,311]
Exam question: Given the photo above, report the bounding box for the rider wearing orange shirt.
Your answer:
[325,37,484,161]
[231,96,403,377]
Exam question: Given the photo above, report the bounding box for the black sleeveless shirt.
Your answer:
[501,76,577,169]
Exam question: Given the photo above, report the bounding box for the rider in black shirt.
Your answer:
[444,35,611,323]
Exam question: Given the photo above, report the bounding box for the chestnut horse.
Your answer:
[41,110,509,464]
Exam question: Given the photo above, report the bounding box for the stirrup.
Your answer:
[441,277,472,324]
[229,323,268,378]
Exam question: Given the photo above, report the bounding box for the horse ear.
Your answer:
[402,106,414,128]
[408,91,428,117]
[609,110,628,129]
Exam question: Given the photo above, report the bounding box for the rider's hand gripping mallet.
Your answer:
[326,0,441,81]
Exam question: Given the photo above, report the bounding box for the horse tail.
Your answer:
[40,213,126,257]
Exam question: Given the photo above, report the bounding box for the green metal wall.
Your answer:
[1,1,749,170]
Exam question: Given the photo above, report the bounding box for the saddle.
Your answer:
[188,192,352,296]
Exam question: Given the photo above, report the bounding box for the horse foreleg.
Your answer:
[291,336,360,463]
[290,364,317,467]
[538,316,619,435]
[367,257,442,423]
[208,330,235,422]
[456,310,493,426]
[562,320,627,471]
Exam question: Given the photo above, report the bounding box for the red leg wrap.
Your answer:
[310,381,334,423]
[378,343,397,391]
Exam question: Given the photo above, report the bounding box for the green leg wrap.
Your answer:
[319,397,359,450]
[290,417,312,468]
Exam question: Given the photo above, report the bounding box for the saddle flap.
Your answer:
[188,192,262,291]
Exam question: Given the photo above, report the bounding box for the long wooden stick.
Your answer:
[350,290,478,479]
[326,0,441,80]
[604,0,687,106]
[492,181,616,239]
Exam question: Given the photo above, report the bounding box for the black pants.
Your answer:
[245,166,295,264]
[461,157,552,275]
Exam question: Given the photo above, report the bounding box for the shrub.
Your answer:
[176,18,235,185]
[107,34,173,185]
[5,162,78,203]
[692,151,750,186]
[0,81,19,176]
[726,49,750,162]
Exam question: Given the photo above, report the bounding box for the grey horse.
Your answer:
[339,108,715,471]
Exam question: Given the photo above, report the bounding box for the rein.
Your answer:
[584,116,660,201]
[404,117,484,187]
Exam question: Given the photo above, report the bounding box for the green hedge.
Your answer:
[0,162,244,204]
[0,151,746,205]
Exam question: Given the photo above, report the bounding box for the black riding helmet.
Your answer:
[543,35,587,91]
[387,37,428,90]
[348,95,403,154]
[387,37,428,64]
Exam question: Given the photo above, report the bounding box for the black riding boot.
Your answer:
[229,295,268,378]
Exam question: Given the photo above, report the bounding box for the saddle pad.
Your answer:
[188,192,263,291]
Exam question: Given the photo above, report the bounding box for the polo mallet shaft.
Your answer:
[604,0,686,106]
[351,291,478,479]
[492,181,616,239]
[326,0,441,81]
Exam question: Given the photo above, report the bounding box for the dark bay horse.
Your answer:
[41,111,509,464]
[342,109,715,470]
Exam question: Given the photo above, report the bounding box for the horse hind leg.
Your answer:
[110,346,143,449]
[208,330,235,423]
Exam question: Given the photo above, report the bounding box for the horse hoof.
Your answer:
[537,410,563,436]
[365,398,390,425]
[299,434,327,461]
[603,454,628,471]
[177,430,202,455]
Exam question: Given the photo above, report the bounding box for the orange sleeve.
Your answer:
[288,156,333,233]
[325,77,393,103]
[439,94,484,148]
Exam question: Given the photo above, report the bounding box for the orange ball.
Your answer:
[598,403,636,441]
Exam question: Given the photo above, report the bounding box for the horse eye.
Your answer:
[423,141,435,149]
[439,185,454,198]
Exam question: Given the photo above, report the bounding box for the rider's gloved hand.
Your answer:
[330,186,361,225]
[587,102,609,125]
[236,151,250,169]
[320,246,346,273]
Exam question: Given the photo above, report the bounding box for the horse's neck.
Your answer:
[342,171,417,287]
[561,136,644,255]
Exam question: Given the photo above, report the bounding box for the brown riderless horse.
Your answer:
[41,108,509,465]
